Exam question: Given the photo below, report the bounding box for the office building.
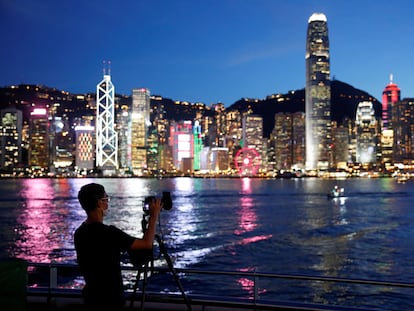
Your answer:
[96,72,118,174]
[355,101,378,164]
[381,77,400,165]
[75,125,95,171]
[292,112,306,169]
[393,98,414,164]
[131,88,150,175]
[169,121,193,172]
[0,108,23,172]
[305,13,331,171]
[29,108,49,171]
[274,113,293,170]
[242,114,263,172]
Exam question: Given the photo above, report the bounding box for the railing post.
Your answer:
[48,264,58,308]
[50,265,58,289]
[254,269,258,309]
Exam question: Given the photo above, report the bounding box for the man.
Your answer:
[74,183,161,310]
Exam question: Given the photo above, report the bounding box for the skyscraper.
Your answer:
[29,108,49,171]
[96,69,118,174]
[355,101,378,164]
[305,13,331,171]
[131,88,150,175]
[0,108,22,172]
[382,74,400,131]
[75,125,95,171]
[381,75,400,165]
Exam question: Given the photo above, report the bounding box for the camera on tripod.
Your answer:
[143,191,172,215]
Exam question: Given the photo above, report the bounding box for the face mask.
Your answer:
[102,207,109,217]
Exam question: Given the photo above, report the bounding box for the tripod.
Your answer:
[129,212,191,311]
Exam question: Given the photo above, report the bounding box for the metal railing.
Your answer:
[25,262,414,310]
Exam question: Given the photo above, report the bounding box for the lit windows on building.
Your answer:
[0,108,23,172]
[242,114,263,172]
[75,125,95,170]
[170,121,193,172]
[355,101,378,164]
[131,88,150,175]
[305,13,331,171]
[96,72,118,173]
[274,113,293,171]
[393,98,414,163]
[193,121,203,171]
[29,108,49,170]
[381,76,400,165]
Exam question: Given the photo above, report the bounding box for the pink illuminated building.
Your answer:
[381,75,401,165]
[382,75,400,131]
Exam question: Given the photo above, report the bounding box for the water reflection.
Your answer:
[234,178,257,235]
[235,178,272,296]
[15,179,60,262]
[161,178,202,268]
[1,177,414,308]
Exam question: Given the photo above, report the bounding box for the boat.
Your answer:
[328,185,345,199]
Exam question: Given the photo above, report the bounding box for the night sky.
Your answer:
[2,0,414,105]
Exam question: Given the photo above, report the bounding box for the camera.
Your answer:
[143,192,172,214]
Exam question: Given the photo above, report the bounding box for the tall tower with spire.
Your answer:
[382,74,400,131]
[381,74,400,165]
[96,61,118,175]
[305,13,331,171]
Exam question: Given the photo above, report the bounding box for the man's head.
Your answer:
[78,183,107,213]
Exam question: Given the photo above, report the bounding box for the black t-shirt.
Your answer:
[74,222,135,308]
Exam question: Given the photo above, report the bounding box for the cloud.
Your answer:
[225,42,301,67]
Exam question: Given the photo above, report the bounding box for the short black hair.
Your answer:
[78,183,106,212]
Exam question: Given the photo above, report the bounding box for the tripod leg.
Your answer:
[129,266,143,309]
[156,235,192,311]
[140,262,149,311]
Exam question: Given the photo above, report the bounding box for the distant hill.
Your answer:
[228,80,381,137]
[0,80,381,139]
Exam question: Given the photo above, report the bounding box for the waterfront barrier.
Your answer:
[20,262,414,310]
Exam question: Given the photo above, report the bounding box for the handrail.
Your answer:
[25,262,414,310]
[27,262,414,289]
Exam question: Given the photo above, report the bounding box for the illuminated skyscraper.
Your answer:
[96,69,118,174]
[131,88,150,175]
[0,108,22,172]
[382,74,400,131]
[381,75,400,165]
[393,98,413,163]
[75,125,95,171]
[292,112,306,169]
[29,108,49,170]
[355,101,378,164]
[193,121,203,171]
[169,121,193,172]
[274,113,293,170]
[242,114,263,172]
[305,13,331,171]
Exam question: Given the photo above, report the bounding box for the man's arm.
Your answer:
[129,198,161,250]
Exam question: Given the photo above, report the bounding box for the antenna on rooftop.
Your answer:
[108,60,111,76]
[390,73,394,84]
[103,60,106,76]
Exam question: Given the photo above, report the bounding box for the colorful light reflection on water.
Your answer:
[1,177,414,309]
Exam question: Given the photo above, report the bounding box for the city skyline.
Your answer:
[2,0,414,106]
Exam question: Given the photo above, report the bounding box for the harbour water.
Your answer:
[1,177,414,309]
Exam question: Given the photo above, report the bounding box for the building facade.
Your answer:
[96,73,118,174]
[305,13,331,171]
[131,88,150,175]
[355,101,378,164]
[0,108,23,172]
[29,108,49,172]
[381,77,401,166]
